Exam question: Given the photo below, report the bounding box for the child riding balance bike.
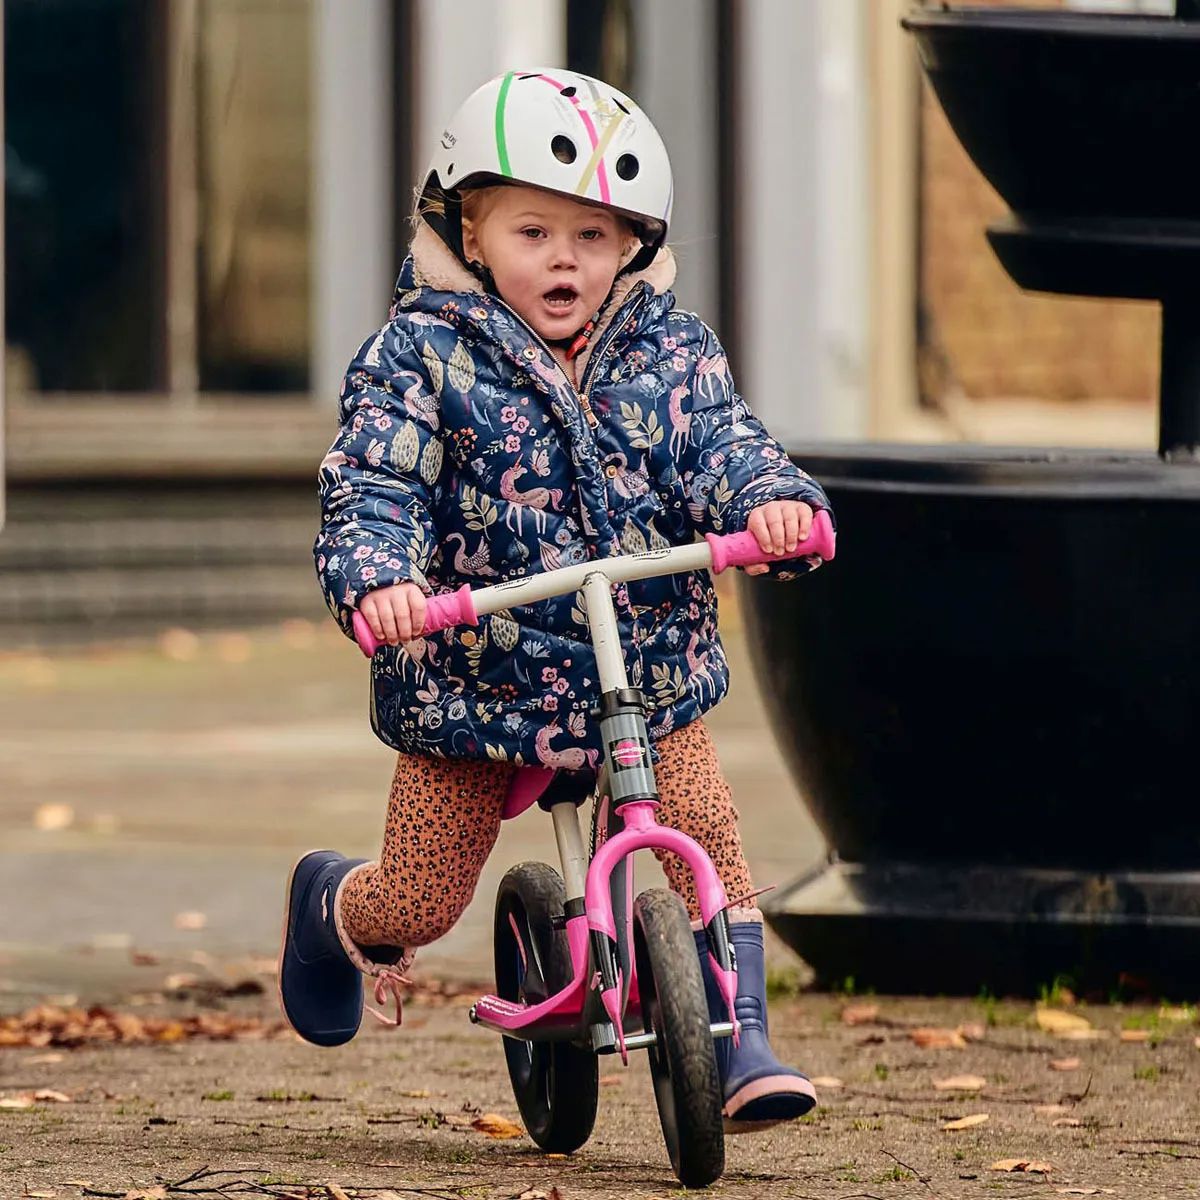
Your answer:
[281,67,836,1189]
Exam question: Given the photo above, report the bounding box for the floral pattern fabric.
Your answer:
[314,251,832,767]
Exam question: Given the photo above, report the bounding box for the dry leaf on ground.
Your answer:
[911,1027,967,1049]
[1036,1007,1092,1035]
[0,1096,33,1109]
[958,1021,987,1042]
[33,803,74,832]
[1119,1029,1150,1042]
[840,1003,879,1026]
[933,1074,987,1091]
[811,1075,844,1088]
[1053,1117,1083,1127]
[1049,1057,1082,1071]
[942,1113,989,1131]
[991,1158,1054,1173]
[472,1112,525,1139]
[327,1186,351,1200]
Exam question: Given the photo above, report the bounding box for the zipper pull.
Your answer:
[579,393,599,429]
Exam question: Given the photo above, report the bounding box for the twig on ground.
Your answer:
[880,1147,933,1190]
[1062,1072,1093,1104]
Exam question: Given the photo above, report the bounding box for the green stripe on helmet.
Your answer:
[494,71,515,176]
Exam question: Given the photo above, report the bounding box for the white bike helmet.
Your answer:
[420,69,674,276]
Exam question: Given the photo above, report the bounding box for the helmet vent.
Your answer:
[615,153,640,181]
[551,135,578,165]
[613,97,630,114]
[560,85,577,97]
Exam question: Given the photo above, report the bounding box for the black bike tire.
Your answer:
[494,862,598,1153]
[633,887,725,1187]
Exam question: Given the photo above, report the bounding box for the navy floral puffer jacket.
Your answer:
[315,226,832,768]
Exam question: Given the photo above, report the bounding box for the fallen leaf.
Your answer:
[942,1113,989,1131]
[472,1112,525,1139]
[328,1186,351,1200]
[1034,1104,1071,1116]
[33,803,74,832]
[933,1074,987,1091]
[397,1088,430,1098]
[1056,1190,1100,1196]
[1119,1029,1150,1042]
[1049,1057,1082,1071]
[25,1190,57,1198]
[811,1075,844,1088]
[1053,1117,1083,1127]
[1036,1007,1092,1035]
[158,628,200,661]
[32,1089,71,1103]
[958,1021,987,1042]
[27,1053,64,1065]
[0,1096,33,1109]
[912,1027,967,1049]
[991,1159,1053,1173]
[840,1003,879,1025]
[173,911,207,931]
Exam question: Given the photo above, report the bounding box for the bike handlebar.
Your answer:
[351,508,835,657]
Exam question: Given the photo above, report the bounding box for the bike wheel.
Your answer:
[633,887,725,1187]
[494,862,598,1153]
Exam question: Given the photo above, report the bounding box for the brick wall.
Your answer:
[918,0,1160,405]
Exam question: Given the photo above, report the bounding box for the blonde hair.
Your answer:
[418,182,641,264]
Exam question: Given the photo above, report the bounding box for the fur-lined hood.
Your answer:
[405,223,678,381]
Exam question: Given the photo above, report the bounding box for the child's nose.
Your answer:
[549,235,578,267]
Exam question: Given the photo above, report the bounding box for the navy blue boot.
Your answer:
[279,850,401,1047]
[695,920,817,1128]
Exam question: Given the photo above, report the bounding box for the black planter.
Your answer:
[748,445,1200,996]
[902,7,1200,224]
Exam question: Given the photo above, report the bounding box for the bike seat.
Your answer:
[502,766,595,819]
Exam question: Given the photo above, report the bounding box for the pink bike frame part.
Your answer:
[471,913,592,1033]
[705,507,836,574]
[586,802,739,1044]
[351,583,478,657]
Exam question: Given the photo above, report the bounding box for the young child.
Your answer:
[283,69,833,1128]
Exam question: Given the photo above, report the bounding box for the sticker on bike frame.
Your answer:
[608,735,648,772]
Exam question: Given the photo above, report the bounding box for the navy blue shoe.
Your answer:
[695,921,817,1128]
[279,850,370,1047]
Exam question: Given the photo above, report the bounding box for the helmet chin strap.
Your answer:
[547,312,600,362]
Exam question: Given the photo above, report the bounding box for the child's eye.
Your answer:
[521,227,545,240]
[580,229,603,241]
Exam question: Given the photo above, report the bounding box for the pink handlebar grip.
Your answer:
[705,508,836,575]
[351,583,479,657]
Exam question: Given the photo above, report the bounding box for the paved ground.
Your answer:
[0,585,823,1004]
[2,595,1197,1198]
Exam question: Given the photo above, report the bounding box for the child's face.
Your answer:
[462,186,629,345]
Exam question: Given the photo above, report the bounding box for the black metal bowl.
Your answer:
[740,444,1200,871]
[902,7,1200,222]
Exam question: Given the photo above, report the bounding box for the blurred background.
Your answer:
[0,0,1171,646]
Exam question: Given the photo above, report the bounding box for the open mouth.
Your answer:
[543,286,578,309]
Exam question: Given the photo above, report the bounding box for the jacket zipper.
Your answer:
[490,284,649,430]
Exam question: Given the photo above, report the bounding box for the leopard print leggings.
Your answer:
[339,719,756,948]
